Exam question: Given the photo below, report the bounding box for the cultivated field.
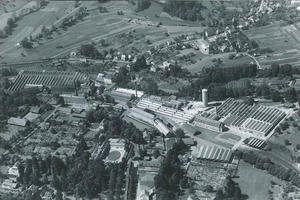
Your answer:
[0,1,206,64]
[244,23,300,68]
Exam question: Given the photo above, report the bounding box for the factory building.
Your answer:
[153,118,172,137]
[217,98,286,137]
[137,98,193,123]
[194,115,224,132]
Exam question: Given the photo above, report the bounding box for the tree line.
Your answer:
[177,64,257,100]
[154,140,188,200]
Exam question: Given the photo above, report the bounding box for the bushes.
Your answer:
[79,44,100,58]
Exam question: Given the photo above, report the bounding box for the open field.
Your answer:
[183,52,253,73]
[246,24,298,52]
[235,161,285,200]
[267,114,300,167]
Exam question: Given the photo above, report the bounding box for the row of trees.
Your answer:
[0,17,16,37]
[177,64,257,100]
[107,164,126,200]
[154,140,188,200]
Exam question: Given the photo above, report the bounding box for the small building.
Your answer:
[115,88,144,98]
[165,138,176,151]
[135,160,161,200]
[99,119,105,131]
[153,118,172,137]
[194,39,210,55]
[30,106,41,114]
[7,117,29,127]
[191,145,232,163]
[194,115,224,132]
[23,112,40,123]
[182,138,195,146]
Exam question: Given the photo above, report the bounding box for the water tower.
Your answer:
[202,89,208,107]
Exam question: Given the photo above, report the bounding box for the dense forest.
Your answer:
[163,1,205,22]
[177,64,257,100]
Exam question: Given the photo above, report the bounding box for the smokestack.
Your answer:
[202,89,208,107]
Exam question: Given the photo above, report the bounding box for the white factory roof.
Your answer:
[191,145,232,162]
[115,88,144,97]
[153,118,170,136]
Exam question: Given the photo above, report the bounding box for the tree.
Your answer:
[132,55,147,71]
[141,79,159,95]
[55,190,63,200]
[2,77,11,89]
[51,174,61,190]
[4,25,12,35]
[7,18,15,28]
[112,67,130,86]
[79,44,100,58]
[271,90,281,102]
[57,96,65,106]
[285,88,297,102]
[137,0,151,12]
[169,63,183,77]
[271,63,280,76]
[75,136,88,155]
[243,97,254,105]
[284,139,291,146]
[214,189,224,200]
[175,129,185,138]
[20,37,33,49]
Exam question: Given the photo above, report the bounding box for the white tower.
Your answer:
[202,89,208,107]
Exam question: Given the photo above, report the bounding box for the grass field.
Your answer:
[219,133,241,141]
[184,52,253,74]
[235,161,285,200]
[267,115,300,166]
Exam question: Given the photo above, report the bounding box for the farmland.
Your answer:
[244,22,300,68]
[0,1,206,64]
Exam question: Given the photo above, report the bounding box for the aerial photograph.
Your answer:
[2,0,300,200]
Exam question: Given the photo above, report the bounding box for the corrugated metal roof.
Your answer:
[193,145,232,162]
